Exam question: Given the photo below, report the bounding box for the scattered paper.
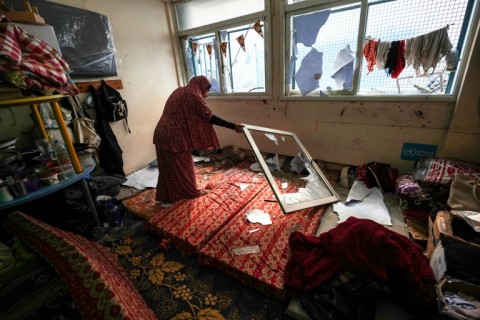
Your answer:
[246,209,272,225]
[232,245,261,255]
[333,185,392,226]
[193,156,211,163]
[345,180,372,204]
[239,183,249,191]
[250,162,261,172]
[124,165,158,189]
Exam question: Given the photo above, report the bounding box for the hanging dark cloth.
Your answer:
[89,85,126,177]
[384,40,405,79]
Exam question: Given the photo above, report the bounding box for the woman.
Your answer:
[153,76,243,205]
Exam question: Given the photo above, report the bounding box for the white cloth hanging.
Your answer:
[405,25,453,76]
[375,40,391,70]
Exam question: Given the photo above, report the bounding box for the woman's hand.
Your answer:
[234,124,244,133]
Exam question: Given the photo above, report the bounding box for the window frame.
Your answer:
[281,0,480,102]
[173,1,272,100]
[242,124,340,214]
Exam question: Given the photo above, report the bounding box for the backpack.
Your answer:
[95,80,131,133]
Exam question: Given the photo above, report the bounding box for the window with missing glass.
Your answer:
[242,124,339,214]
[174,0,269,96]
[284,0,478,97]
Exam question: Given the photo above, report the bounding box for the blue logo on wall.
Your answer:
[401,143,437,161]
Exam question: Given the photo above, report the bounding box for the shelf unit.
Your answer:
[0,94,101,226]
[0,94,82,173]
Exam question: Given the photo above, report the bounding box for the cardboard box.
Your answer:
[431,211,480,250]
[425,216,435,259]
[15,23,61,54]
[436,277,480,319]
[0,20,61,55]
[0,10,45,25]
[428,211,480,282]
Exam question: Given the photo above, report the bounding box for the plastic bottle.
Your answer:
[52,140,75,180]
[35,138,55,159]
[104,201,123,228]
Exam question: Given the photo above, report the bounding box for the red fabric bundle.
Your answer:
[284,217,436,301]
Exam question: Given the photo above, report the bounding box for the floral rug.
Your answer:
[98,214,291,320]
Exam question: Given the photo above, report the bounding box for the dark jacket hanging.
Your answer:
[89,84,126,176]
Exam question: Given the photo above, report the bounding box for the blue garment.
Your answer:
[293,10,331,47]
[295,48,323,96]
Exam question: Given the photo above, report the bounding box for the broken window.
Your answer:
[242,124,339,214]
[174,0,269,96]
[285,0,476,96]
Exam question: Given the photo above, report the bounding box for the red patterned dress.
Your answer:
[153,76,221,203]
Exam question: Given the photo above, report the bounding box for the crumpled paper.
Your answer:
[246,209,272,225]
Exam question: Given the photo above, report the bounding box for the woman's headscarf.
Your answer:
[188,76,211,98]
[153,75,220,152]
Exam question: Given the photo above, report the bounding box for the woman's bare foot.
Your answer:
[155,201,172,208]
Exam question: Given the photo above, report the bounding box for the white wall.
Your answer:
[53,0,179,174]
[0,0,178,175]
[1,0,479,176]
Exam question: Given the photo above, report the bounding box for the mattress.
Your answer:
[122,162,228,221]
[123,162,268,255]
[198,184,327,300]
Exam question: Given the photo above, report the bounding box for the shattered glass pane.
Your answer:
[242,124,339,214]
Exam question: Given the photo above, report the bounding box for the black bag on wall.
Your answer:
[96,80,131,133]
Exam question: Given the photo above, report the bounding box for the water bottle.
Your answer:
[104,201,123,228]
[52,140,75,180]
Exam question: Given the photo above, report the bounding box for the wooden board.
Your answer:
[74,79,123,93]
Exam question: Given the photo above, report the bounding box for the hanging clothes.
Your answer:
[405,25,453,76]
[384,40,405,79]
[89,85,126,177]
[362,39,377,74]
[375,40,390,71]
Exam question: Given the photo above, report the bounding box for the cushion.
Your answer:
[4,211,156,320]
[413,158,480,185]
[395,173,433,202]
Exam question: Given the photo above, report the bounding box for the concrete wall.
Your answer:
[1,0,479,176]
[56,0,178,175]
